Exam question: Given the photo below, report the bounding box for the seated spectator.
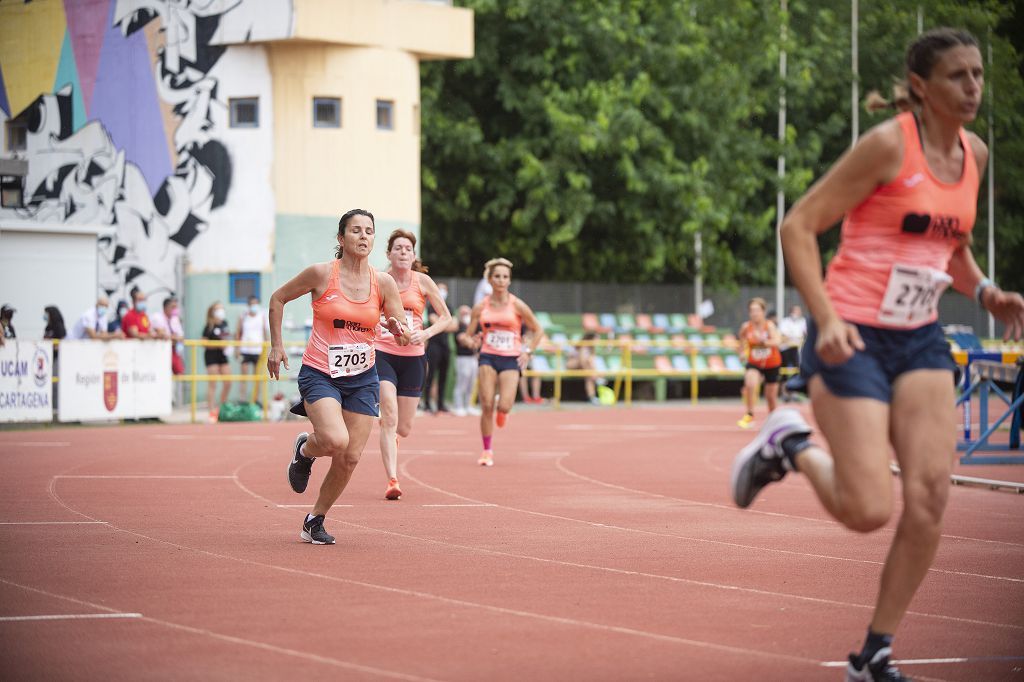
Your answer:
[566,331,600,405]
[150,296,186,375]
[1,303,16,345]
[109,300,129,334]
[519,325,544,404]
[70,297,125,340]
[122,289,154,339]
[43,306,67,340]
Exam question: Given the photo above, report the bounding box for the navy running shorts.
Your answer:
[375,351,427,397]
[746,364,780,384]
[479,352,521,375]
[291,364,380,417]
[800,318,955,403]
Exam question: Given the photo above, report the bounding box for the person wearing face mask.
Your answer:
[1,304,16,345]
[150,296,186,374]
[42,306,67,340]
[202,301,232,422]
[108,300,130,334]
[422,281,457,415]
[452,304,479,417]
[236,295,269,402]
[71,297,125,340]
[121,288,154,339]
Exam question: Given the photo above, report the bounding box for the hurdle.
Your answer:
[953,350,1023,465]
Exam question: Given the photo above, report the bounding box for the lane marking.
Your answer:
[226,436,273,442]
[0,521,107,525]
[821,656,1024,667]
[520,451,571,458]
[0,613,142,622]
[54,475,235,480]
[558,424,743,432]
[8,442,71,447]
[0,578,442,682]
[275,504,352,508]
[421,504,495,508]
[153,435,195,440]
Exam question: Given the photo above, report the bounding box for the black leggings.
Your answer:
[424,342,451,410]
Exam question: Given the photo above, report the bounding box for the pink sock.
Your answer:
[483,435,492,451]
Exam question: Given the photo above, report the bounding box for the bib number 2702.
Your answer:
[328,343,372,378]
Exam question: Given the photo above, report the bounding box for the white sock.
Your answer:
[299,443,311,459]
[306,513,317,522]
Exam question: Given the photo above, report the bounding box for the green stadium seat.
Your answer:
[669,313,687,331]
[535,312,565,334]
[617,313,636,333]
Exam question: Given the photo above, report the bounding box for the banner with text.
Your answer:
[0,341,54,422]
[58,340,172,422]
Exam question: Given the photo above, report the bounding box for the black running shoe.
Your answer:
[730,408,811,508]
[846,649,911,681]
[300,514,335,545]
[288,432,312,493]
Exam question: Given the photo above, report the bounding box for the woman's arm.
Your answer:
[266,264,325,379]
[417,274,453,343]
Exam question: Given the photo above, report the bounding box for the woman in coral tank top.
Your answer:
[465,258,544,467]
[267,209,410,546]
[730,30,1024,681]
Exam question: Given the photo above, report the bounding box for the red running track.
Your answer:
[1,404,1022,681]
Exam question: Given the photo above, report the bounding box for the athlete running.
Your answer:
[736,297,783,428]
[730,29,1024,681]
[465,258,544,466]
[374,230,451,500]
[268,209,410,545]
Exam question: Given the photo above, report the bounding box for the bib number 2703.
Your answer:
[328,343,372,378]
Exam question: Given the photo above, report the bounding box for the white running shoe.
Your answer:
[730,408,811,508]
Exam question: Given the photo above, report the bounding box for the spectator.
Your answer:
[566,331,601,405]
[69,296,124,340]
[108,300,130,334]
[1,304,16,345]
[451,305,479,416]
[121,289,154,339]
[202,301,231,422]
[472,268,493,306]
[43,306,67,340]
[778,304,808,401]
[519,325,544,404]
[150,296,186,375]
[236,295,268,402]
[422,282,457,414]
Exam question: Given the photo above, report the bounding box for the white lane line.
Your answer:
[0,521,107,525]
[0,578,442,682]
[558,424,742,432]
[227,436,273,442]
[8,442,71,447]
[275,504,352,508]
[421,504,495,508]
[0,613,142,622]
[521,451,571,457]
[153,435,196,440]
[54,475,235,479]
[821,656,1024,667]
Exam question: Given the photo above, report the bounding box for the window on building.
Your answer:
[229,97,259,128]
[5,118,28,152]
[229,272,261,304]
[313,97,341,128]
[0,175,24,208]
[376,99,394,131]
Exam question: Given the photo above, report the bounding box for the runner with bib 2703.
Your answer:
[267,209,410,546]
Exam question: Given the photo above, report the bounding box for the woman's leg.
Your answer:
[478,365,497,439]
[435,351,450,411]
[742,369,760,415]
[764,380,780,412]
[311,407,376,516]
[497,370,520,416]
[207,365,223,415]
[870,370,956,634]
[378,381,400,480]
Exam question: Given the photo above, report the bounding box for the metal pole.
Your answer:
[694,230,703,314]
[987,35,995,338]
[776,0,787,318]
[851,0,859,145]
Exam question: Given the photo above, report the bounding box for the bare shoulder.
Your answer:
[964,130,988,174]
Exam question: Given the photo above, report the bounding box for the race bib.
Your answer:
[485,330,516,352]
[877,264,951,328]
[750,347,771,361]
[379,310,415,338]
[327,343,372,378]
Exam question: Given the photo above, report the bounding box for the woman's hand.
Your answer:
[267,346,289,380]
[385,317,412,346]
[407,329,427,346]
[982,288,1024,340]
[815,317,865,365]
[517,351,532,370]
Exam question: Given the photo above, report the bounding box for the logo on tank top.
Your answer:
[902,172,925,188]
[901,213,966,241]
[333,318,373,333]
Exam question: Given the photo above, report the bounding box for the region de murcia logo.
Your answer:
[32,347,49,388]
[103,349,118,412]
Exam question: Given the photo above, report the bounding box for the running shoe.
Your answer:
[730,408,811,508]
[300,514,335,545]
[288,432,313,493]
[384,478,402,500]
[736,413,754,429]
[845,649,910,681]
[478,450,494,467]
[496,411,508,428]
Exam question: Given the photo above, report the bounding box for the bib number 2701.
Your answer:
[328,343,372,378]
[877,265,951,328]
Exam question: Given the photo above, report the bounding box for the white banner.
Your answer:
[0,341,54,422]
[58,340,172,422]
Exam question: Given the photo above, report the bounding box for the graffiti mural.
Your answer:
[0,0,292,302]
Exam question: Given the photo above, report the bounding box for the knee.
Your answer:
[378,408,397,431]
[396,423,412,439]
[479,395,495,412]
[498,396,514,412]
[841,496,893,533]
[902,478,950,531]
[317,431,349,457]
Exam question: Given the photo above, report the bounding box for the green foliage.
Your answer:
[421,0,1024,293]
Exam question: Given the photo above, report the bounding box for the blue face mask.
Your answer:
[43,314,49,323]
[249,304,260,314]
[136,301,147,313]
[97,307,108,318]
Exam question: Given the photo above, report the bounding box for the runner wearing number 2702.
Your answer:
[730,29,1024,681]
[267,209,410,545]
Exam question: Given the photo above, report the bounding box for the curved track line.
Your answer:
[45,471,822,670]
[395,455,1024,631]
[0,578,442,682]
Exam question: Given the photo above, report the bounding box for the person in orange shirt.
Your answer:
[465,258,544,466]
[267,209,410,545]
[730,29,1024,681]
[736,297,783,429]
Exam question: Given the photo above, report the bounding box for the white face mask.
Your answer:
[460,315,470,325]
[213,308,226,321]
[439,288,448,301]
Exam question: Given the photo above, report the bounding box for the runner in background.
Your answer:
[374,230,452,500]
[777,304,808,402]
[730,29,1024,681]
[736,297,782,428]
[465,258,544,466]
[269,209,410,544]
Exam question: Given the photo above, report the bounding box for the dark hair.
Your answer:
[335,209,375,259]
[163,296,177,309]
[44,306,66,340]
[907,28,978,104]
[387,229,429,273]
